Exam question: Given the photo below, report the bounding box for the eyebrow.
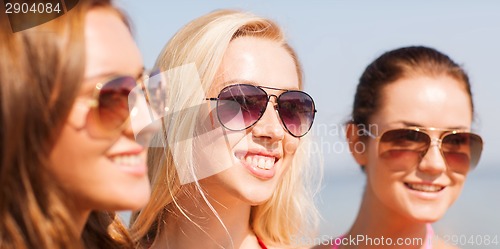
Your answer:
[85,67,145,82]
[400,121,469,130]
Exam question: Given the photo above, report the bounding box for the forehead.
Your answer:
[211,36,299,95]
[372,75,472,129]
[83,8,143,82]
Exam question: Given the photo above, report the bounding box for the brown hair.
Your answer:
[0,1,134,248]
[351,46,473,127]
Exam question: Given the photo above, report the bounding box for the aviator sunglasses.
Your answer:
[80,72,162,138]
[206,84,317,137]
[362,127,483,173]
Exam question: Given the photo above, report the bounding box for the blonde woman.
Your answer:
[130,10,320,249]
[0,1,158,248]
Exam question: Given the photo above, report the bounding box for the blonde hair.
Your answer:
[0,1,134,248]
[130,9,320,248]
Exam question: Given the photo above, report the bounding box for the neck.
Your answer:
[345,187,428,249]
[71,206,91,236]
[152,184,259,249]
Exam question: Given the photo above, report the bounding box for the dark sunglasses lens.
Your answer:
[442,133,483,172]
[97,76,137,131]
[277,91,315,137]
[379,129,430,169]
[216,85,268,131]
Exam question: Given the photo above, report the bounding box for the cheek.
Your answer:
[279,136,300,176]
[195,126,248,159]
[367,160,389,190]
[365,150,402,201]
[362,142,379,170]
[283,135,300,157]
[194,104,244,153]
[49,125,81,180]
[192,128,249,180]
[48,123,109,188]
[448,172,467,198]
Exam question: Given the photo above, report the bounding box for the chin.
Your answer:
[244,198,271,207]
[246,194,273,206]
[105,196,150,212]
[404,205,447,223]
[411,215,441,224]
[111,185,151,211]
[237,184,277,206]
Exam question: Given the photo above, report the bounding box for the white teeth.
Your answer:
[238,154,276,170]
[111,154,141,167]
[265,158,273,169]
[246,156,252,166]
[258,158,265,168]
[406,183,444,192]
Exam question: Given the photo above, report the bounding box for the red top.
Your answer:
[256,236,268,249]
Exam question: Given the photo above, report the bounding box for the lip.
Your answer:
[404,181,447,200]
[235,149,282,180]
[107,147,147,177]
[235,148,282,159]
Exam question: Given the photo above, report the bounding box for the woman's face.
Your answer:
[48,8,150,214]
[363,75,472,222]
[195,36,301,205]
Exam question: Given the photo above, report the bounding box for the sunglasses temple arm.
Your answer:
[361,128,377,139]
[141,86,157,121]
[137,79,158,123]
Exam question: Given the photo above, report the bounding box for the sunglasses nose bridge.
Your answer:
[267,94,278,104]
[252,94,285,137]
[266,94,280,111]
[429,137,442,149]
[419,136,443,158]
[418,136,448,172]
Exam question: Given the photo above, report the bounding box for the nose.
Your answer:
[251,98,285,141]
[122,118,136,139]
[417,139,447,174]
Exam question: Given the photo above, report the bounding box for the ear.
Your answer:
[346,123,368,167]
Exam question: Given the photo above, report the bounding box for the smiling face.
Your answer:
[48,8,150,215]
[195,36,301,205]
[360,75,472,222]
